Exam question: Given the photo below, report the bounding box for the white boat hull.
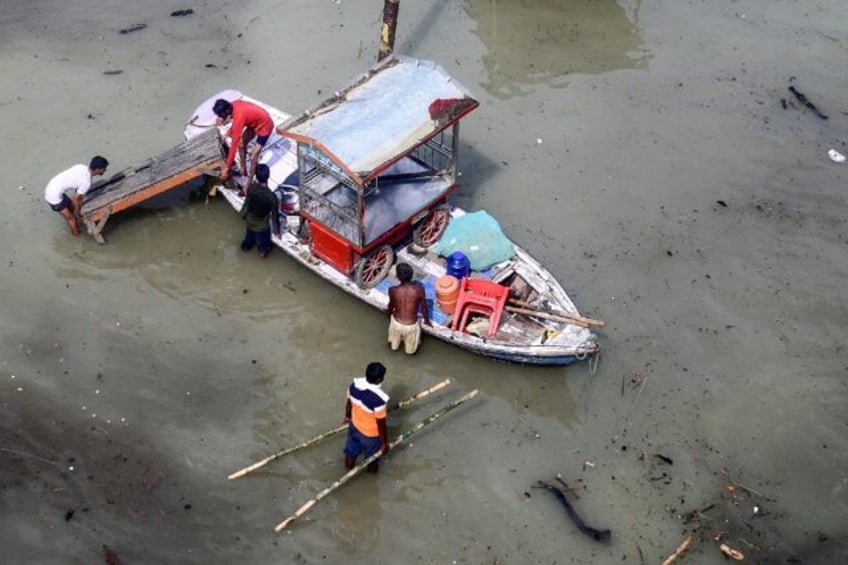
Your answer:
[189,92,599,366]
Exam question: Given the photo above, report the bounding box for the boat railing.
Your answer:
[301,186,360,244]
[410,129,454,175]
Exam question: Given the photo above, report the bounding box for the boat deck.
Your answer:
[392,241,593,351]
[389,246,540,345]
[79,129,223,243]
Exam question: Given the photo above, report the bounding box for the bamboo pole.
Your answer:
[227,379,451,480]
[274,389,479,532]
[661,535,694,565]
[504,305,590,328]
[507,298,605,328]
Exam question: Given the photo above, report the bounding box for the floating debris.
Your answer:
[655,454,674,466]
[536,479,611,542]
[828,149,846,163]
[118,23,147,35]
[719,543,744,560]
[662,535,693,565]
[788,85,828,120]
[171,9,194,17]
[103,70,123,76]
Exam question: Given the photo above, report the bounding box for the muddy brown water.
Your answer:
[1,1,847,563]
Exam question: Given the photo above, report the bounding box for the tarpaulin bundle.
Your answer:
[434,210,515,271]
[428,98,476,123]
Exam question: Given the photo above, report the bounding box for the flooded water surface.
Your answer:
[467,0,651,98]
[1,0,847,563]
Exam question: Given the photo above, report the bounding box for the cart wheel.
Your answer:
[355,245,395,289]
[413,205,450,247]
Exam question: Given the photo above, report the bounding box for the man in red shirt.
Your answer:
[212,98,274,185]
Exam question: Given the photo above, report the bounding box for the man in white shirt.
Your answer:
[44,156,109,236]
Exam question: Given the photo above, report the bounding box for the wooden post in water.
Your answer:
[377,0,400,61]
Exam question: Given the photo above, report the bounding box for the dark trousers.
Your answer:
[241,228,272,255]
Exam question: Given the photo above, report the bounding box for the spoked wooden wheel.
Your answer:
[413,205,450,247]
[355,245,395,289]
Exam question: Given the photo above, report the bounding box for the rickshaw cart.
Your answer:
[280,55,479,288]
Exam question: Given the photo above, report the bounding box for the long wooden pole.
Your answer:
[377,0,400,61]
[274,389,479,532]
[227,379,451,480]
[504,305,590,328]
[507,298,605,328]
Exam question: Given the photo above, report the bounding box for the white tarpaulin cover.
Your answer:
[285,55,477,179]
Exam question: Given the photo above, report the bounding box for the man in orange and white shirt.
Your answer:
[344,362,389,473]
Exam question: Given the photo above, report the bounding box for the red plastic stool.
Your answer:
[451,278,509,338]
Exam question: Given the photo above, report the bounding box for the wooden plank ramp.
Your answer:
[79,129,223,243]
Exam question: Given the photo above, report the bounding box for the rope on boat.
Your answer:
[574,339,591,361]
[588,349,600,375]
[574,335,600,375]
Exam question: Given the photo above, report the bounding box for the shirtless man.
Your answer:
[385,262,431,354]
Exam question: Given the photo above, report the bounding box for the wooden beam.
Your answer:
[73,129,226,242]
[102,158,220,214]
[377,0,400,61]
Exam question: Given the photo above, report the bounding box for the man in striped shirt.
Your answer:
[344,362,389,473]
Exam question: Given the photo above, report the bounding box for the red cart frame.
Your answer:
[280,55,479,288]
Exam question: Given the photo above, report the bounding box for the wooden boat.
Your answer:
[185,55,601,365]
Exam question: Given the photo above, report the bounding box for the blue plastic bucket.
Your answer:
[446,251,471,279]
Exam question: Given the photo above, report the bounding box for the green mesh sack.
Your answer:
[434,210,515,271]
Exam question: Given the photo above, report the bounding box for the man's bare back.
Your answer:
[387,282,430,326]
